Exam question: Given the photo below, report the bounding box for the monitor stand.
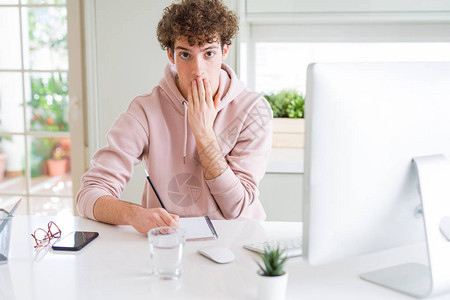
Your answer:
[361,154,450,298]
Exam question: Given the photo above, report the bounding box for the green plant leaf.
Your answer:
[256,245,289,276]
[264,89,304,119]
[256,261,268,276]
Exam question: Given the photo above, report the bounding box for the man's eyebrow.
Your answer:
[202,45,220,51]
[175,46,192,52]
[175,45,221,52]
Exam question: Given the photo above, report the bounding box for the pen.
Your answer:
[144,169,166,210]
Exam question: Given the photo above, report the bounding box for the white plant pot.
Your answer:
[257,271,289,300]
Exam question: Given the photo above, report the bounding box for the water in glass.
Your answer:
[148,227,185,280]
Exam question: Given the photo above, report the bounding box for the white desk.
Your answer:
[0,216,446,300]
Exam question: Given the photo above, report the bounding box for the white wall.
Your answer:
[89,0,170,203]
[259,173,303,221]
[92,0,168,144]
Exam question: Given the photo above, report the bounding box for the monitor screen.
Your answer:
[303,62,450,266]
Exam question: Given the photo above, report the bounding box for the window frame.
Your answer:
[0,0,85,215]
[242,22,450,90]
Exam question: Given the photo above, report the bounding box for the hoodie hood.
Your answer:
[159,62,246,115]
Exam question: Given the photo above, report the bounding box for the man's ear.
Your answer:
[222,44,230,61]
[167,48,175,64]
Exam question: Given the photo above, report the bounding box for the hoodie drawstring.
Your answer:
[182,101,188,164]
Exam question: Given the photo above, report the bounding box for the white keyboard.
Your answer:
[243,237,303,258]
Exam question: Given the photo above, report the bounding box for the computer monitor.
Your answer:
[303,62,450,297]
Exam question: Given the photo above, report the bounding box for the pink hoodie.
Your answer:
[76,63,273,221]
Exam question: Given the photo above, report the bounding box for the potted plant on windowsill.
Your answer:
[265,89,305,149]
[256,246,289,300]
[28,73,69,177]
[47,144,69,177]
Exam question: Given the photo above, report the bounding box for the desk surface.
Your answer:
[0,215,445,300]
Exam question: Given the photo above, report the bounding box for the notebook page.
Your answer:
[179,217,216,241]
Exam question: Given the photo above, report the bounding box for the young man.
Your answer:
[76,0,273,234]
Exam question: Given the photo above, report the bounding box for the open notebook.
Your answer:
[179,216,218,241]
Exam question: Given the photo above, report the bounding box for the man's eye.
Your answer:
[205,51,215,58]
[180,52,190,59]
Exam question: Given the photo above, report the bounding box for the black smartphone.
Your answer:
[52,231,99,251]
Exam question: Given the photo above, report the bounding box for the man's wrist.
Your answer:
[125,203,142,225]
[194,128,216,147]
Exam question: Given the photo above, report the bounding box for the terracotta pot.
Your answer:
[47,158,68,177]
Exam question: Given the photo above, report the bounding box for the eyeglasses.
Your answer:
[31,221,61,248]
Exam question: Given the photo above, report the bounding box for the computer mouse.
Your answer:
[198,246,235,264]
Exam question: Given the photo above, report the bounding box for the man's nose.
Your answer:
[192,57,206,77]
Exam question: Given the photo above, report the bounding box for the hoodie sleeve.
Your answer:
[205,97,273,219]
[76,109,149,220]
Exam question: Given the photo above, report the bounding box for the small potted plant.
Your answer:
[264,89,305,148]
[265,89,304,119]
[256,246,289,300]
[47,144,68,177]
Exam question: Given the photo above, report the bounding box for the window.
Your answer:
[254,42,450,95]
[0,0,84,216]
[241,22,450,172]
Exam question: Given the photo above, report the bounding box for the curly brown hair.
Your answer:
[156,0,239,52]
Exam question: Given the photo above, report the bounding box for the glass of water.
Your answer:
[148,227,185,280]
